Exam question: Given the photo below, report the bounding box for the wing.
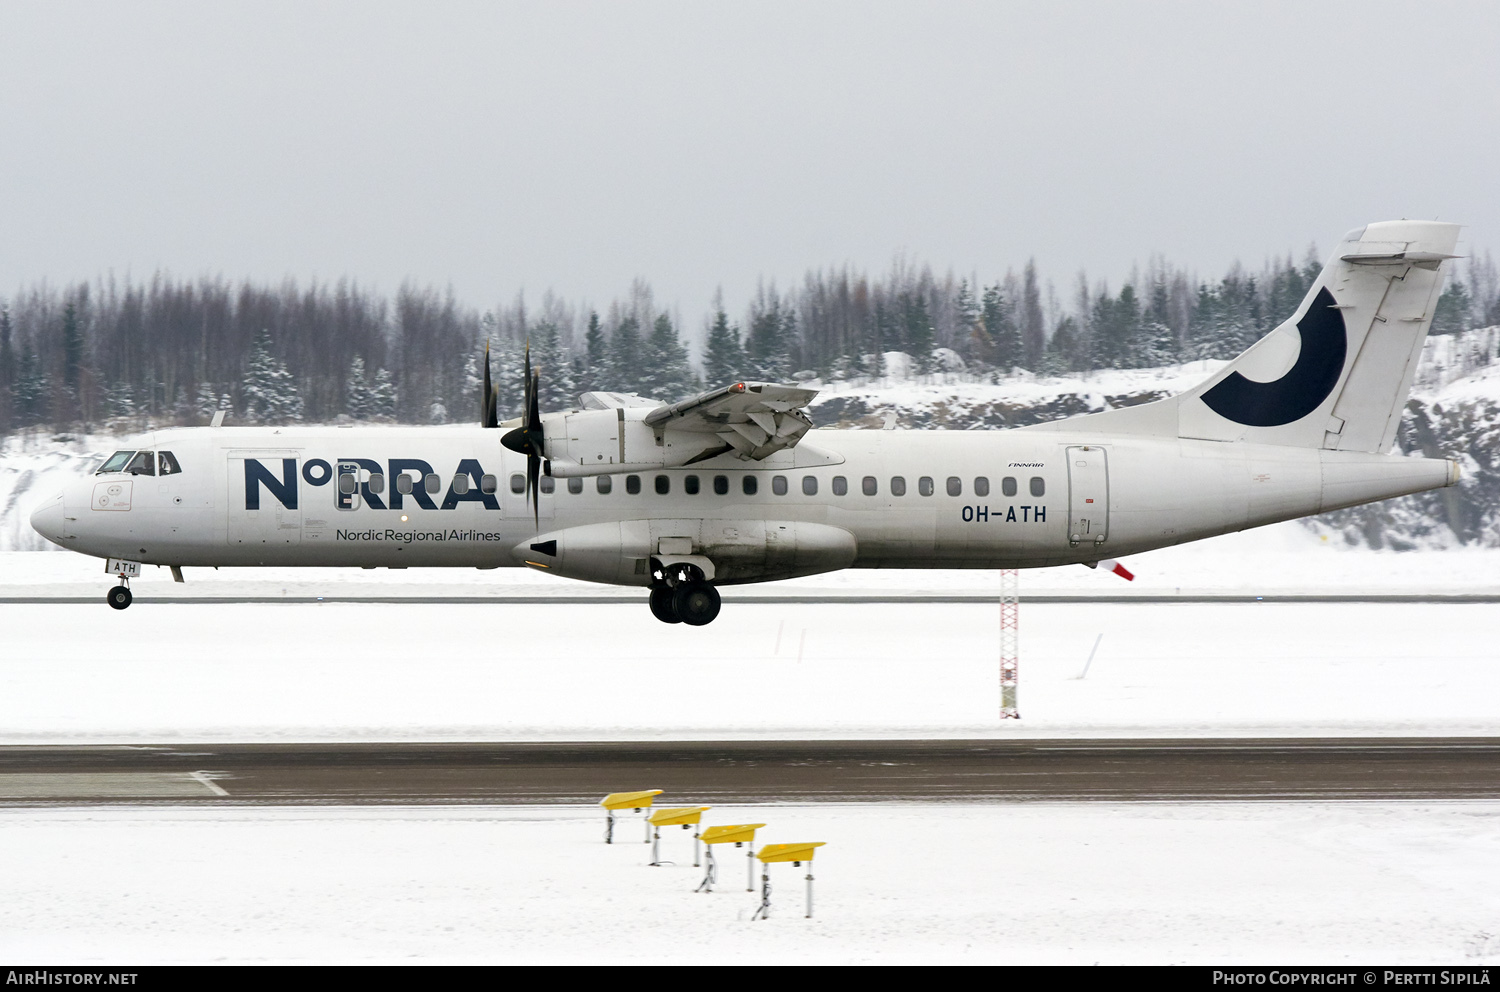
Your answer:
[644,381,818,461]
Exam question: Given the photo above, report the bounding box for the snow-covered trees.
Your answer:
[639,314,696,401]
[578,311,607,394]
[702,308,745,388]
[344,355,397,421]
[3,245,1499,437]
[370,367,397,420]
[608,315,643,392]
[746,293,792,383]
[531,320,576,411]
[982,283,1020,372]
[13,347,49,426]
[345,356,372,420]
[243,328,304,424]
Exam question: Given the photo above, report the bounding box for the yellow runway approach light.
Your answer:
[696,823,767,894]
[599,790,663,845]
[752,843,827,921]
[647,806,711,867]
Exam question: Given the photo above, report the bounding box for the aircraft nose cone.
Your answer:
[29,492,67,546]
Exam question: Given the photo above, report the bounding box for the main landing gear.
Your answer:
[649,563,721,626]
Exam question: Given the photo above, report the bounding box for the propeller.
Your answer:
[500,342,546,527]
[481,340,499,429]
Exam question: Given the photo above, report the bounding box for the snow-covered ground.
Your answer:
[3,801,1499,964]
[3,524,1499,963]
[2,525,1499,742]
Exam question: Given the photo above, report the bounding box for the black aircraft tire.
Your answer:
[107,586,133,610]
[673,582,721,626]
[649,586,682,624]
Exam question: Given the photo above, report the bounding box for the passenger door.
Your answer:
[1066,445,1108,547]
[227,451,302,546]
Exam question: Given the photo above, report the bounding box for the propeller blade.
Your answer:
[527,453,540,528]
[495,340,548,529]
[481,340,495,428]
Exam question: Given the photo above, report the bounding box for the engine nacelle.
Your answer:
[540,408,732,477]
[514,519,858,586]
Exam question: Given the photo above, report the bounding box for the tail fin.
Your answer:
[1037,220,1461,452]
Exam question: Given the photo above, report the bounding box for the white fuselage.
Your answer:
[31,423,1455,584]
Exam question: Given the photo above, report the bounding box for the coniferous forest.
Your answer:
[1,249,1496,436]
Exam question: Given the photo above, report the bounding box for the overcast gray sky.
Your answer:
[1,0,1496,325]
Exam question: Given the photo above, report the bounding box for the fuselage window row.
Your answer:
[416,471,1034,500]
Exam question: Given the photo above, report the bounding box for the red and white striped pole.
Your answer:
[999,568,1019,719]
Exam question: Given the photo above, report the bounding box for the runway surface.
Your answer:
[0,738,1497,805]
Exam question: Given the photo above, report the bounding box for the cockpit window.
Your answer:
[125,451,157,476]
[158,451,182,476]
[98,450,135,474]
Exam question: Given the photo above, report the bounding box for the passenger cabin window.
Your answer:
[713,475,729,495]
[626,475,641,495]
[891,476,906,496]
[158,451,183,475]
[684,475,700,495]
[654,475,670,495]
[742,476,758,495]
[567,477,583,494]
[510,474,526,494]
[1030,476,1045,497]
[126,451,156,476]
[540,476,555,494]
[947,476,962,497]
[480,474,498,495]
[367,472,385,494]
[862,476,877,496]
[424,473,441,495]
[974,477,989,497]
[1002,476,1018,497]
[772,475,788,496]
[338,472,358,495]
[98,450,135,474]
[452,474,470,494]
[832,476,847,496]
[396,474,415,495]
[597,475,613,494]
[918,476,934,497]
[802,475,818,496]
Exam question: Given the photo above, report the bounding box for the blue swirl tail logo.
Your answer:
[1200,287,1347,428]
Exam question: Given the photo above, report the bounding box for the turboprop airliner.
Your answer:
[30,220,1463,625]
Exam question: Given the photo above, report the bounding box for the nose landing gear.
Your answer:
[648,561,721,626]
[103,558,142,610]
